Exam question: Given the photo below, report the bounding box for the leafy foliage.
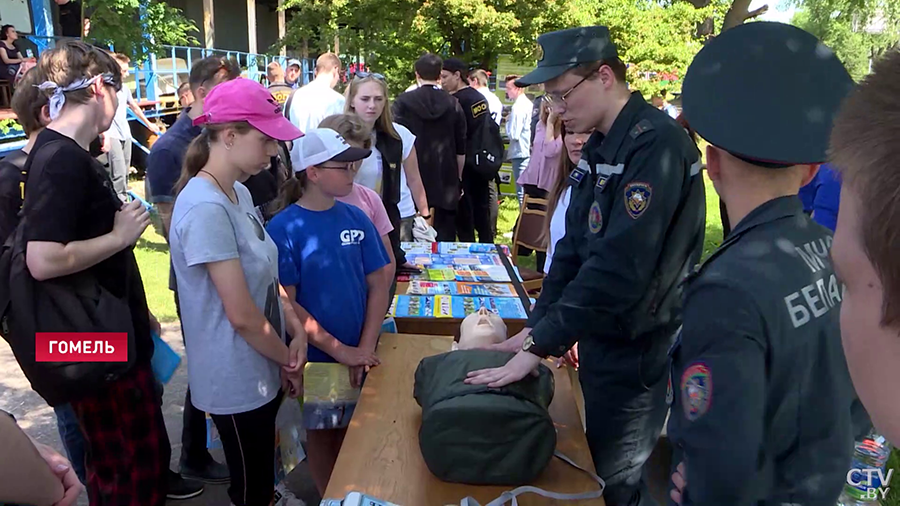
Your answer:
[276,0,730,97]
[792,0,900,80]
[601,0,730,97]
[277,0,594,94]
[0,119,19,135]
[84,0,198,62]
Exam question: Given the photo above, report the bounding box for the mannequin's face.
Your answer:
[457,308,507,350]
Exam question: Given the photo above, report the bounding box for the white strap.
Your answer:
[690,159,703,177]
[460,451,605,506]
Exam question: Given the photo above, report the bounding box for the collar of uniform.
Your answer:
[728,195,804,239]
[593,92,648,164]
[689,196,804,281]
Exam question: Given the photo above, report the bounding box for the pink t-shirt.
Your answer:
[337,183,394,236]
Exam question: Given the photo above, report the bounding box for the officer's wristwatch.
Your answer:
[522,335,549,359]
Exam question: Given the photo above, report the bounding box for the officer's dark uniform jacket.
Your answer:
[528,92,706,353]
[668,196,855,506]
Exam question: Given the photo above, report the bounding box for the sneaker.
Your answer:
[167,471,204,500]
[180,459,231,484]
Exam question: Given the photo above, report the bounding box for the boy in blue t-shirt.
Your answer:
[265,128,391,495]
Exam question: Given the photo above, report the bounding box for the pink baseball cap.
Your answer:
[192,77,303,141]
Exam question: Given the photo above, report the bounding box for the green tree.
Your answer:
[277,0,608,94]
[791,0,900,80]
[84,0,198,62]
[599,0,729,97]
[276,0,726,97]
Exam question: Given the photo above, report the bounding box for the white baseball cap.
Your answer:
[293,128,372,172]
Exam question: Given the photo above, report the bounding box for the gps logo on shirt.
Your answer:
[340,229,365,246]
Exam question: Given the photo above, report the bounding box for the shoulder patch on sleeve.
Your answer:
[624,182,652,219]
[630,119,654,139]
[681,362,712,421]
[471,100,488,119]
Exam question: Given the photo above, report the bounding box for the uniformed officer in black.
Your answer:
[467,26,706,506]
[667,22,860,506]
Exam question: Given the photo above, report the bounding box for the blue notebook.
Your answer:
[150,330,181,384]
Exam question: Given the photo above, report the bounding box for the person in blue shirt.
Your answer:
[266,128,391,496]
[797,163,841,231]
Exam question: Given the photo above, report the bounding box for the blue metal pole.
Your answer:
[28,0,54,54]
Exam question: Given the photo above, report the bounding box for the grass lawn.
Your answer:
[134,224,178,323]
[701,174,724,261]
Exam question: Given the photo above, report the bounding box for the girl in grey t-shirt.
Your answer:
[169,78,306,506]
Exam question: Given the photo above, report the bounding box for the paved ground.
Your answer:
[0,322,322,506]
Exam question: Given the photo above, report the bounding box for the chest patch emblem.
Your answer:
[681,362,712,421]
[624,181,652,219]
[588,201,603,234]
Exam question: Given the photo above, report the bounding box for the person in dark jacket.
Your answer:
[441,57,494,243]
[668,22,861,506]
[392,53,467,241]
[466,26,705,506]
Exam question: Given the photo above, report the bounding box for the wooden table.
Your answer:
[392,282,529,337]
[324,333,604,506]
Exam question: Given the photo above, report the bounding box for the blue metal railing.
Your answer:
[1,37,315,153]
[133,45,314,103]
[21,36,314,102]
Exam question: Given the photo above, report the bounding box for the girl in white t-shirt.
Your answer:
[344,74,429,242]
[543,128,593,276]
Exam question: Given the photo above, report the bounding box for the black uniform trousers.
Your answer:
[456,175,494,243]
[433,208,458,242]
[580,327,674,506]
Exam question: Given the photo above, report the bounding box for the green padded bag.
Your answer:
[414,349,556,486]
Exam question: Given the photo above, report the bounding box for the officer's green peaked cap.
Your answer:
[516,26,618,87]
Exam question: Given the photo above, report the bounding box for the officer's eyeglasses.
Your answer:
[545,74,590,107]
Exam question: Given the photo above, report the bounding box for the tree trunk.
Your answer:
[722,0,769,31]
[697,17,715,38]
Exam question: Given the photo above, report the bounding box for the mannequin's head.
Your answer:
[455,308,507,350]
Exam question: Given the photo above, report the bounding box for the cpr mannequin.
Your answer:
[453,307,507,350]
[415,307,556,485]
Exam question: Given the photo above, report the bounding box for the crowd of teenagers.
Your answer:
[0,40,519,506]
[5,18,900,506]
